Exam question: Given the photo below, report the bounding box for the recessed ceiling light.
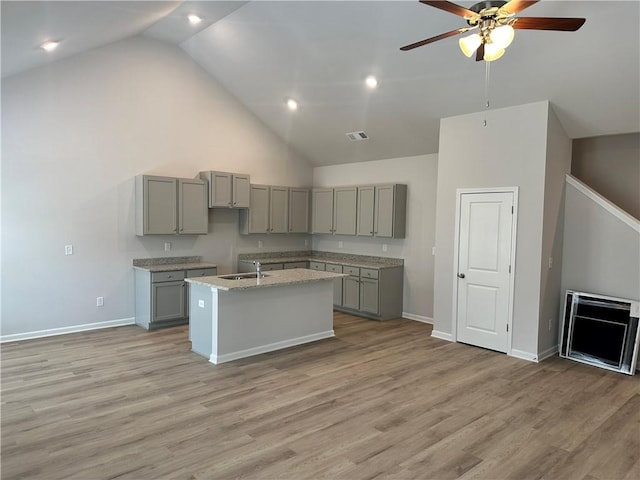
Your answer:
[188,14,202,25]
[40,41,59,52]
[286,98,298,111]
[365,75,378,89]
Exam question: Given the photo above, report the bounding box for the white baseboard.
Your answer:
[0,318,136,343]
[510,349,539,363]
[538,345,559,362]
[402,312,433,324]
[431,330,453,342]
[210,330,335,364]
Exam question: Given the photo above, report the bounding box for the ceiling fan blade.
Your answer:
[475,43,485,62]
[500,1,539,15]
[513,17,586,31]
[400,28,469,51]
[419,1,476,19]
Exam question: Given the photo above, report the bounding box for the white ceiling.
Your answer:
[2,1,639,166]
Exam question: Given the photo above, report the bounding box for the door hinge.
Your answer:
[507,324,509,332]
[511,206,514,214]
[508,265,511,274]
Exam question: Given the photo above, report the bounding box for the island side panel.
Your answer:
[214,281,334,363]
[189,283,214,359]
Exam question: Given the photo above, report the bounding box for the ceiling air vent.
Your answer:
[346,131,369,141]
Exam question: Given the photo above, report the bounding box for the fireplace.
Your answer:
[560,291,640,375]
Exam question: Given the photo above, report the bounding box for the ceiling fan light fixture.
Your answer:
[459,33,482,58]
[286,98,298,111]
[188,14,202,25]
[489,24,515,49]
[483,42,505,62]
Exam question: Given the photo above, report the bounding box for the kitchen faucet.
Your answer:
[253,261,261,276]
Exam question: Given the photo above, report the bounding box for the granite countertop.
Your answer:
[185,268,346,291]
[237,251,403,270]
[133,256,217,272]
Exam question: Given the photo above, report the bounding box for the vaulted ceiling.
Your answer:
[2,1,639,165]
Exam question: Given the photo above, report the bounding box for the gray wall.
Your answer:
[561,178,640,302]
[1,36,314,338]
[312,154,438,321]
[572,133,640,220]
[433,101,571,359]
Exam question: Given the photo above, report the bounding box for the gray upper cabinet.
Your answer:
[288,188,310,233]
[333,187,357,235]
[357,186,375,236]
[357,184,408,239]
[199,171,250,208]
[311,188,334,234]
[239,184,289,234]
[135,175,207,236]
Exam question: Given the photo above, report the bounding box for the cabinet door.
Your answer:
[144,176,177,235]
[311,188,334,234]
[326,264,343,306]
[152,280,186,322]
[178,178,208,234]
[360,278,379,314]
[233,175,251,208]
[283,262,308,269]
[357,186,375,236]
[248,185,270,233]
[289,188,310,233]
[309,261,325,271]
[260,263,283,271]
[209,172,233,207]
[269,186,289,233]
[342,276,360,310]
[374,185,395,238]
[333,187,357,235]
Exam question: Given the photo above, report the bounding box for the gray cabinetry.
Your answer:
[239,184,289,234]
[326,264,343,306]
[311,188,334,234]
[135,175,208,236]
[342,266,360,310]
[356,184,407,239]
[288,188,310,233]
[135,266,216,330]
[199,171,250,208]
[309,261,326,271]
[359,268,379,314]
[333,187,357,235]
[283,262,308,269]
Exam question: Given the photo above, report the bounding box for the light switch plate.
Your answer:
[382,244,388,252]
[198,300,205,308]
[65,245,73,255]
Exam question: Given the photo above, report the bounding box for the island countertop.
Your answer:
[185,268,346,291]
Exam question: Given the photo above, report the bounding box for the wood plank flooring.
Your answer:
[2,312,639,480]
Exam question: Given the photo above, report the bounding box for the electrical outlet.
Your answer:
[338,241,343,248]
[258,240,263,248]
[548,257,553,269]
[198,300,205,308]
[382,244,388,252]
[65,245,73,255]
[164,242,171,252]
[432,246,436,256]
[96,296,104,307]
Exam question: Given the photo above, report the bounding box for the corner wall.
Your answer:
[434,101,552,358]
[1,36,313,338]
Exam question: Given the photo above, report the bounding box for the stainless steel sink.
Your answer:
[218,272,271,281]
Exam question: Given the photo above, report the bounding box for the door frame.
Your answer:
[451,187,519,355]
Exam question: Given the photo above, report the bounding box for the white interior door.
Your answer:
[456,191,514,353]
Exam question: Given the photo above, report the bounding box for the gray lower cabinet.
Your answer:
[342,266,360,310]
[336,265,403,320]
[359,268,380,314]
[135,266,217,330]
[260,263,284,271]
[326,264,343,306]
[283,262,308,269]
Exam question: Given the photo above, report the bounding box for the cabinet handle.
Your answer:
[370,231,374,234]
[168,275,172,278]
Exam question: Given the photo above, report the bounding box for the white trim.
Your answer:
[566,174,640,233]
[431,330,454,342]
[402,312,433,324]
[452,187,519,356]
[209,330,335,364]
[0,317,136,343]
[538,345,559,362]
[510,349,539,363]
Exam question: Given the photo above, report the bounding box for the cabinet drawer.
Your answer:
[186,268,217,278]
[360,268,379,279]
[261,263,283,271]
[309,261,326,271]
[343,266,360,277]
[325,264,343,273]
[283,262,308,269]
[151,271,186,283]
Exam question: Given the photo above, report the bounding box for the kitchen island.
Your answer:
[185,269,346,364]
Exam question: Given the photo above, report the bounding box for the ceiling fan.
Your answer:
[400,0,586,62]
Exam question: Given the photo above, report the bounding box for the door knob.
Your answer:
[457,273,465,279]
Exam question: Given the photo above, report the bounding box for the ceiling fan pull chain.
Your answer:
[483,60,491,127]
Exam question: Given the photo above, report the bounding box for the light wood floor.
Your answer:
[2,312,639,480]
